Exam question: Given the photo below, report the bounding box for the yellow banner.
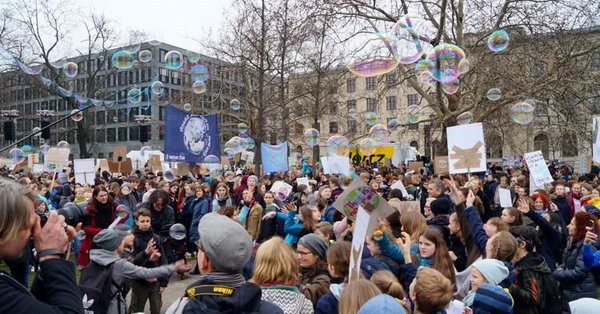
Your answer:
[348,145,395,165]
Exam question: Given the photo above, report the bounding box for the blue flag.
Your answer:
[261,141,289,173]
[164,104,220,163]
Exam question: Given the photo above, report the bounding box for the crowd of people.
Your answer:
[1,160,600,313]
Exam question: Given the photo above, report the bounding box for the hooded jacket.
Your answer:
[299,259,331,306]
[509,252,558,314]
[553,240,597,312]
[165,275,283,314]
[89,249,176,314]
[315,283,345,314]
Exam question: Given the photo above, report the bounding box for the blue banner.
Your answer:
[261,141,289,173]
[164,104,220,163]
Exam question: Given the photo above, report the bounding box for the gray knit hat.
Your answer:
[93,229,124,251]
[198,212,252,273]
[298,234,328,260]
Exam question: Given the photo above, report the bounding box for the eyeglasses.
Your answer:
[297,250,313,256]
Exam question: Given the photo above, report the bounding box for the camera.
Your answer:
[38,202,90,227]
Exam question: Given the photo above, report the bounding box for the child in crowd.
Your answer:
[462,259,509,307]
[315,241,351,314]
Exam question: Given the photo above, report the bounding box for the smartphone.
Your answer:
[589,220,595,229]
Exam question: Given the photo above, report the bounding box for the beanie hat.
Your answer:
[472,259,509,285]
[358,294,407,314]
[248,175,259,184]
[113,224,133,237]
[297,234,328,260]
[198,212,252,273]
[472,283,513,314]
[430,197,453,215]
[570,297,600,314]
[93,229,124,251]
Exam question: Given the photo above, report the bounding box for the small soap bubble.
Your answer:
[183,103,192,112]
[138,50,152,63]
[230,99,241,111]
[456,111,474,125]
[169,223,187,240]
[304,129,319,147]
[486,88,502,101]
[192,80,207,94]
[70,109,83,122]
[63,62,78,78]
[164,51,183,70]
[488,30,510,52]
[204,155,220,164]
[151,81,164,95]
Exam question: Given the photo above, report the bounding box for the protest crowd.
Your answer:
[2,157,600,314]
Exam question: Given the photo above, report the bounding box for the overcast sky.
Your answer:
[76,0,234,53]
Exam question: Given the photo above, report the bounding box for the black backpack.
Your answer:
[537,269,562,314]
[79,261,123,314]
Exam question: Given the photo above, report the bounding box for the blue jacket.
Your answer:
[284,210,302,244]
[465,205,489,256]
[189,196,210,242]
[553,240,597,310]
[315,283,344,314]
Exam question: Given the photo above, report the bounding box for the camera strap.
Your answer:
[186,284,236,297]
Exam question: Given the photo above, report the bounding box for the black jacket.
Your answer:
[553,240,598,312]
[0,258,83,314]
[181,278,283,314]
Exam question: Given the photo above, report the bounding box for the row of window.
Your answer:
[346,74,403,93]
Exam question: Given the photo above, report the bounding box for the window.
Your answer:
[159,124,165,140]
[329,104,338,114]
[106,128,116,142]
[348,120,357,133]
[96,110,106,125]
[408,123,419,130]
[386,73,397,85]
[159,105,166,121]
[365,77,376,91]
[347,100,357,113]
[367,98,377,112]
[129,126,139,141]
[95,129,105,143]
[118,127,128,142]
[533,133,549,158]
[407,94,419,106]
[386,96,397,110]
[346,78,356,93]
[329,122,338,134]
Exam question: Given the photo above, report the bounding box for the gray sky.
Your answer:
[77,0,234,53]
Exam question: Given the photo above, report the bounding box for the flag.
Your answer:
[261,141,289,173]
[164,104,220,163]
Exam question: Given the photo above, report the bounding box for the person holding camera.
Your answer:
[0,178,83,313]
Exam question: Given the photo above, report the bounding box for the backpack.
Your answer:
[536,269,562,314]
[79,261,123,314]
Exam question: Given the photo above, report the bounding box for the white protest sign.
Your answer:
[320,156,350,175]
[593,117,600,163]
[524,151,553,186]
[349,207,370,283]
[499,188,513,208]
[390,180,409,199]
[447,123,486,174]
[45,147,70,167]
[73,158,96,185]
[270,180,293,200]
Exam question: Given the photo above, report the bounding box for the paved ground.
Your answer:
[126,271,201,314]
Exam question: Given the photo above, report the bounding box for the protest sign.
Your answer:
[447,123,486,174]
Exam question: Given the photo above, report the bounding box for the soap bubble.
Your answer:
[304,128,319,147]
[230,99,241,111]
[138,50,152,63]
[151,81,164,95]
[204,155,220,164]
[365,112,379,126]
[115,204,129,219]
[191,64,209,82]
[458,58,471,74]
[387,118,400,133]
[406,105,421,123]
[56,141,69,148]
[347,57,399,77]
[488,30,510,52]
[40,144,50,154]
[238,122,249,134]
[368,124,388,144]
[111,50,135,69]
[140,146,152,156]
[224,147,236,158]
[359,138,377,156]
[112,117,118,123]
[183,103,192,112]
[511,102,535,125]
[76,230,86,240]
[425,43,466,84]
[164,50,183,70]
[456,111,474,125]
[388,15,434,65]
[169,223,187,240]
[50,58,67,69]
[326,135,350,157]
[128,87,142,104]
[486,88,502,101]
[192,80,207,94]
[441,79,460,95]
[21,144,33,153]
[63,62,78,78]
[187,51,201,63]
[70,109,84,122]
[32,127,41,136]
[18,59,44,75]
[9,148,26,164]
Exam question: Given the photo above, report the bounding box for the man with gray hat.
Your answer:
[166,212,283,313]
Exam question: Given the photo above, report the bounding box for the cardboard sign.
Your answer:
[393,201,420,215]
[434,156,449,174]
[447,123,486,174]
[499,188,513,208]
[175,162,190,176]
[349,207,370,283]
[149,154,162,171]
[45,147,70,166]
[12,160,30,174]
[73,158,96,185]
[524,151,553,186]
[576,155,592,175]
[408,161,423,171]
[97,159,110,173]
[108,158,133,175]
[28,153,40,169]
[113,146,127,162]
[270,180,293,200]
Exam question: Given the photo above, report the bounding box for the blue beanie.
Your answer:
[472,283,513,314]
[358,294,407,314]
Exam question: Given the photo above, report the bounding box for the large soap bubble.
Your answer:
[326,135,350,157]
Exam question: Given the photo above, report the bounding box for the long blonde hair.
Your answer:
[400,211,427,243]
[338,279,381,314]
[250,237,299,285]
